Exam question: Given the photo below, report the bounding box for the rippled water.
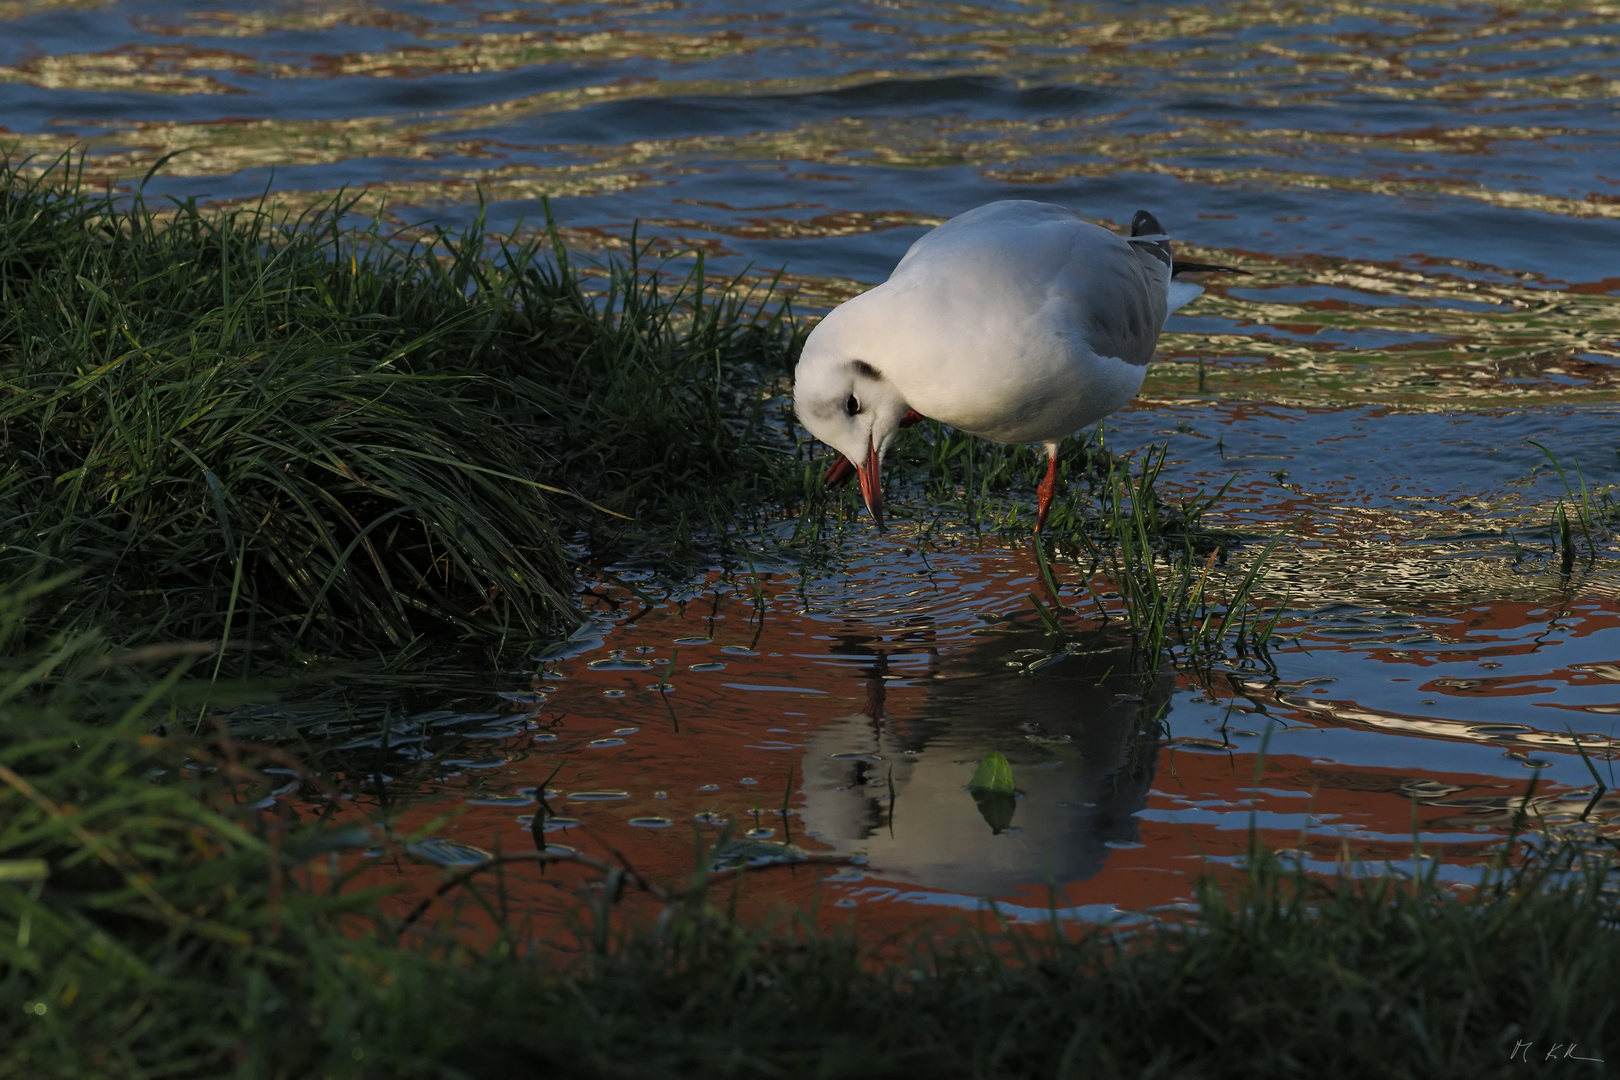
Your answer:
[8,0,1620,930]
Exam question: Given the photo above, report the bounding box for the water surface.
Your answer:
[7,0,1619,930]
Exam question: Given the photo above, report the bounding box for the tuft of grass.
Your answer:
[501,212,803,535]
[0,155,801,659]
[1528,440,1611,574]
[0,589,381,1075]
[1002,444,1278,683]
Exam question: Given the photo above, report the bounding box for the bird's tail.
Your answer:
[1130,209,1248,277]
[1127,210,1172,271]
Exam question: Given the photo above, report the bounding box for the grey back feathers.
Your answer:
[883,201,1167,368]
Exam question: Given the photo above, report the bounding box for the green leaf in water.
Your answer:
[968,751,1015,794]
[968,751,1017,834]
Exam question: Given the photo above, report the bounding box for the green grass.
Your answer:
[879,433,1277,687]
[1,155,801,660]
[1,154,1273,670]
[1,603,1616,1079]
[1074,445,1280,679]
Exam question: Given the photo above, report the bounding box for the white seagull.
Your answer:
[794,200,1237,531]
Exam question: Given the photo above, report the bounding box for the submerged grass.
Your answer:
[2,598,1617,1079]
[933,440,1280,690]
[1069,444,1276,678]
[1,155,801,660]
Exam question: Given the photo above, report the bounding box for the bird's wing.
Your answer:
[883,199,1165,368]
[1054,228,1167,367]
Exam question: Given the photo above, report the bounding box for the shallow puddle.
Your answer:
[297,399,1620,935]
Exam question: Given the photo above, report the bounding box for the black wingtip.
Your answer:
[1170,259,1250,277]
[1130,210,1164,237]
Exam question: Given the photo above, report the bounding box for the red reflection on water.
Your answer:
[318,546,1620,949]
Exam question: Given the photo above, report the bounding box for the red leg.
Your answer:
[1034,450,1058,533]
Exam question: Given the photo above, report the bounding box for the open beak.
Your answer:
[825,412,922,489]
[855,434,885,532]
[823,454,855,487]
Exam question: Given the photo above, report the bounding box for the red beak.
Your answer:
[823,411,922,491]
[856,434,884,531]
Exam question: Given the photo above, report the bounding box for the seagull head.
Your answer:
[794,331,911,531]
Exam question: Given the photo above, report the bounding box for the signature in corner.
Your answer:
[1509,1040,1605,1065]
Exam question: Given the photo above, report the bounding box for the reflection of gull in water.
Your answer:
[798,623,1172,895]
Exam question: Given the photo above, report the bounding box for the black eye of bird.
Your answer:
[845,394,860,416]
